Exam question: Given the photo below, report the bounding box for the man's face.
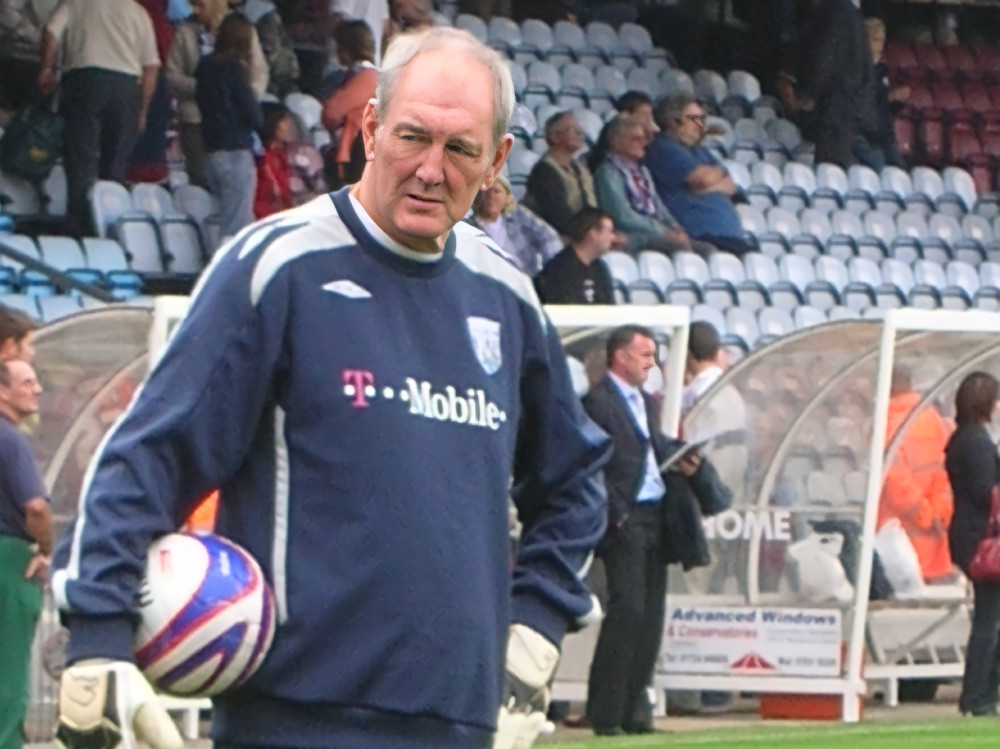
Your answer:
[360,50,512,252]
[2,360,41,418]
[631,103,657,143]
[612,125,647,162]
[615,334,657,387]
[869,36,885,62]
[476,181,508,221]
[675,103,706,147]
[590,217,616,254]
[552,115,584,153]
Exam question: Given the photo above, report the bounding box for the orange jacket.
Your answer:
[877,392,954,580]
[321,66,377,170]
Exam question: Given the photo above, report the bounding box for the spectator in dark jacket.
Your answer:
[851,16,907,170]
[945,371,1000,717]
[195,12,262,237]
[534,208,616,305]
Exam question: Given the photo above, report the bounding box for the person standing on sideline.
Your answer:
[37,0,160,236]
[53,26,609,749]
[534,208,616,305]
[0,360,51,749]
[945,372,1000,717]
[584,325,729,736]
[196,13,263,239]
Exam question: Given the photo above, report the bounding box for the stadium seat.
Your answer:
[0,234,43,271]
[771,254,811,310]
[116,215,165,274]
[487,16,521,56]
[940,166,977,215]
[624,67,655,96]
[636,251,673,292]
[284,92,323,136]
[703,252,742,309]
[828,305,861,322]
[861,211,895,258]
[593,65,627,100]
[91,180,141,239]
[828,210,864,260]
[727,70,761,106]
[37,295,83,322]
[82,238,130,274]
[844,257,880,310]
[691,303,727,334]
[742,252,779,311]
[757,306,794,342]
[132,183,179,221]
[42,164,67,217]
[0,170,40,216]
[603,251,639,286]
[160,217,205,274]
[660,69,695,98]
[550,20,586,66]
[626,279,664,304]
[792,305,827,330]
[759,206,799,258]
[725,306,759,348]
[814,163,848,213]
[37,236,87,271]
[694,69,729,106]
[0,293,39,318]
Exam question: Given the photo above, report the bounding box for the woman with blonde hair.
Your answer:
[166,0,268,186]
[467,174,562,274]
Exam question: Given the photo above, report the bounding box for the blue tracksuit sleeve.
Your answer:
[510,316,610,647]
[52,217,303,664]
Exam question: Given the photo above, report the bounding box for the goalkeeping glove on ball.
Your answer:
[56,659,184,749]
[493,624,559,749]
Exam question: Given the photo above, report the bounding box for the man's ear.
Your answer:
[480,134,514,190]
[360,99,379,161]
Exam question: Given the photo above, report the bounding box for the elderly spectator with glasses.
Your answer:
[644,95,753,257]
[594,114,712,257]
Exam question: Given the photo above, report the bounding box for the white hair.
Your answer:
[375,27,516,149]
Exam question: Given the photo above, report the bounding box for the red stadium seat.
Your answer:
[895,114,915,161]
[908,85,935,111]
[948,125,981,164]
[975,46,1000,76]
[914,44,949,74]
[963,81,994,113]
[931,83,965,112]
[945,46,977,75]
[962,153,994,195]
[885,42,918,70]
[919,107,946,166]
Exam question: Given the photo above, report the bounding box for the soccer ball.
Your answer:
[134,532,276,697]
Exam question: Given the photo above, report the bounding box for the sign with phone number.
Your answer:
[659,605,842,677]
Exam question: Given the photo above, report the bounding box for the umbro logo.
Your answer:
[322,280,371,299]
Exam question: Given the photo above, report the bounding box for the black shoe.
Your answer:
[623,722,666,734]
[593,726,626,736]
[963,706,998,717]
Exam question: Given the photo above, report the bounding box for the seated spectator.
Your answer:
[195,13,262,238]
[534,208,616,305]
[522,111,598,236]
[852,17,907,171]
[234,0,301,98]
[646,95,753,257]
[588,90,657,173]
[321,19,377,189]
[254,104,295,218]
[594,115,711,256]
[878,368,954,582]
[167,0,268,187]
[467,174,562,274]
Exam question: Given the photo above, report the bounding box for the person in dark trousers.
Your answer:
[534,208,616,305]
[945,371,1000,717]
[195,13,263,238]
[53,27,609,749]
[584,325,730,736]
[0,360,51,749]
[38,0,160,236]
[778,0,876,167]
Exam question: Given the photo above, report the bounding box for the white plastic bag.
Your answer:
[787,532,855,604]
[874,519,927,599]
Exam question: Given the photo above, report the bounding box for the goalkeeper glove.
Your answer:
[56,659,184,749]
[493,624,559,749]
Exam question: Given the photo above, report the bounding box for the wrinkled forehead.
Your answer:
[385,50,495,131]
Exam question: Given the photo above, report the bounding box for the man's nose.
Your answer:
[415,144,446,186]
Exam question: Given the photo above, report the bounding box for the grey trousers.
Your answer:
[206,149,257,240]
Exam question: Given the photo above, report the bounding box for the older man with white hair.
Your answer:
[52,26,609,749]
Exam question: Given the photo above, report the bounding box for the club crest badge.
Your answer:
[467,316,502,375]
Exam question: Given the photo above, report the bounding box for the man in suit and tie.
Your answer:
[584,324,728,736]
